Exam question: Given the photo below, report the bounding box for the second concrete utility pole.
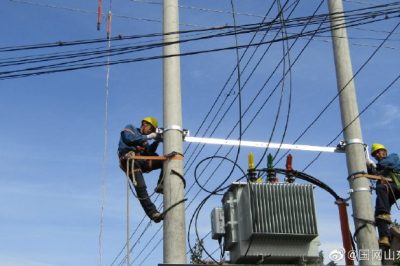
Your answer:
[328,0,380,264]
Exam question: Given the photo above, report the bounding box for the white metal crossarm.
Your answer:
[184,136,343,153]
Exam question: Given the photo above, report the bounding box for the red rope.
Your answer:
[107,11,112,39]
[97,0,102,30]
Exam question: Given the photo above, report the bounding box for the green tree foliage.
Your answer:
[190,239,204,264]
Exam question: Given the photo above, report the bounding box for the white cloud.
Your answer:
[372,104,400,127]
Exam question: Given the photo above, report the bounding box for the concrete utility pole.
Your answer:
[328,0,380,264]
[162,0,186,264]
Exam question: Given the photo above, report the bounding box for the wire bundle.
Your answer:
[1,2,399,80]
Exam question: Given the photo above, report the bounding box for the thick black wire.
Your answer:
[0,28,216,67]
[0,25,254,74]
[184,0,299,180]
[274,168,342,200]
[271,0,294,163]
[185,1,300,210]
[303,72,400,172]
[189,1,296,262]
[135,27,394,266]
[183,0,278,164]
[108,2,398,264]
[189,175,248,265]
[115,26,390,262]
[185,0,328,258]
[183,10,400,208]
[186,1,292,215]
[183,0,290,173]
[188,7,394,155]
[116,1,278,263]
[188,155,246,264]
[4,17,305,69]
[190,158,245,195]
[119,24,284,260]
[1,15,397,68]
[126,5,396,264]
[188,0,246,260]
[275,19,400,168]
[0,22,244,52]
[0,17,396,79]
[243,1,296,258]
[253,0,295,169]
[1,1,397,53]
[1,4,398,79]
[0,25,231,67]
[22,2,384,266]
[190,0,323,174]
[185,0,307,236]
[274,21,400,171]
[187,2,284,261]
[183,6,290,194]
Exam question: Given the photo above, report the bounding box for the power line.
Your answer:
[134,0,274,261]
[185,0,306,261]
[120,2,398,262]
[3,5,394,75]
[0,15,397,79]
[183,0,298,198]
[184,0,324,176]
[109,3,286,252]
[275,21,400,170]
[2,2,399,53]
[183,0,281,171]
[343,0,378,6]
[184,0,343,259]
[130,0,269,19]
[269,0,294,163]
[110,2,400,264]
[303,72,400,172]
[109,199,162,265]
[9,0,208,28]
[0,6,396,81]
[133,1,290,262]
[98,7,400,262]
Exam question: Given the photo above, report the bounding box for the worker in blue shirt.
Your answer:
[118,117,164,223]
[368,143,400,247]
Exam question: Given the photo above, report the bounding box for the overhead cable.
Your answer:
[2,2,399,53]
[273,21,400,170]
[0,12,397,79]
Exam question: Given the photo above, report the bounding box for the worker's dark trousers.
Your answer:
[119,156,163,219]
[375,182,400,237]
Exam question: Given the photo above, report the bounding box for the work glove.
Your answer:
[155,133,163,142]
[146,132,158,140]
[366,159,377,175]
[367,158,376,168]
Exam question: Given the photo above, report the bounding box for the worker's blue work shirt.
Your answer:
[377,153,400,173]
[118,124,147,156]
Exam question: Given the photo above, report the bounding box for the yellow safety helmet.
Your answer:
[371,143,387,155]
[142,117,158,129]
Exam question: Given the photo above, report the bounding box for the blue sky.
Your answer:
[0,0,399,265]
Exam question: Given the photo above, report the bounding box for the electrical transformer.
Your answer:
[211,182,320,264]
